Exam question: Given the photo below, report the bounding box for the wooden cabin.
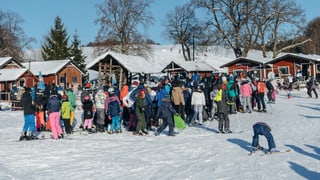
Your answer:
[22,60,83,89]
[86,51,163,88]
[219,57,271,79]
[161,61,217,80]
[0,68,38,100]
[265,53,320,80]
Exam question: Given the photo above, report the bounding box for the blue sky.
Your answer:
[1,0,319,48]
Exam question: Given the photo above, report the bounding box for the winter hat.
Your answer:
[229,74,234,81]
[84,95,90,100]
[132,81,139,87]
[139,89,146,96]
[222,76,227,82]
[61,94,68,100]
[108,87,115,94]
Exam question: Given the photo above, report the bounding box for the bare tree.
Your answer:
[193,0,308,58]
[265,0,308,58]
[303,17,320,55]
[193,0,260,58]
[0,10,34,61]
[95,0,154,55]
[164,3,205,61]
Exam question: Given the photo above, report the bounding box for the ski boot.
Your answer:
[19,132,28,141]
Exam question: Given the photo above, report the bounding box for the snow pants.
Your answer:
[256,93,266,110]
[252,123,275,150]
[218,112,230,131]
[35,111,45,129]
[242,96,252,112]
[95,108,105,126]
[84,118,93,129]
[70,111,75,126]
[157,116,174,135]
[23,114,35,133]
[192,105,203,124]
[49,112,62,140]
[110,115,121,132]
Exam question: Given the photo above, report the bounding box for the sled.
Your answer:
[174,114,186,130]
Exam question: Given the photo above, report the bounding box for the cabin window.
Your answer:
[72,76,78,83]
[19,79,25,87]
[278,66,289,75]
[317,64,320,71]
[232,69,244,77]
[60,77,66,84]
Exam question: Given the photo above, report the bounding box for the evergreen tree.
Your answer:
[70,33,88,82]
[41,16,70,60]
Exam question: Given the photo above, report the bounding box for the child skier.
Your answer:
[94,88,106,132]
[214,83,232,133]
[35,90,46,132]
[107,90,122,134]
[154,95,177,136]
[190,86,206,126]
[82,95,94,133]
[134,89,148,135]
[20,87,36,140]
[209,85,219,120]
[61,94,72,135]
[47,91,63,140]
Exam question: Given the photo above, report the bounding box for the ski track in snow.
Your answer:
[0,89,319,179]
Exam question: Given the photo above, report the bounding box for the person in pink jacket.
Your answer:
[240,79,253,113]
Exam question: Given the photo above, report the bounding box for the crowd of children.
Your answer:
[19,72,283,140]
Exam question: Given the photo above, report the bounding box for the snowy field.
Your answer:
[0,89,319,180]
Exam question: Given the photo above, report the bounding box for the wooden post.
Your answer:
[98,61,102,85]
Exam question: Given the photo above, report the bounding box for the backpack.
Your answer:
[250,83,257,92]
[108,100,120,116]
[265,80,274,91]
[257,82,266,93]
[122,89,136,108]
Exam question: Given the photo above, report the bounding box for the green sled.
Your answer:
[174,114,186,130]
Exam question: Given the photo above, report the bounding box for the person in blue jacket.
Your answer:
[154,95,177,136]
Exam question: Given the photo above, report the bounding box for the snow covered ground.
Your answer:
[0,89,319,180]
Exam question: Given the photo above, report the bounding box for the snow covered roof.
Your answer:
[0,68,28,81]
[162,61,217,72]
[220,57,272,68]
[266,53,320,64]
[87,51,163,74]
[0,57,24,69]
[21,60,73,76]
[0,57,13,67]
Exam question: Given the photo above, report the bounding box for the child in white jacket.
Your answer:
[191,86,206,125]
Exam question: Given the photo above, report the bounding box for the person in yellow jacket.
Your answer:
[214,84,232,133]
[61,94,72,135]
[66,89,76,129]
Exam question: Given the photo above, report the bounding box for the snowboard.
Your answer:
[18,133,45,141]
[260,149,291,156]
[216,130,243,134]
[248,148,291,156]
